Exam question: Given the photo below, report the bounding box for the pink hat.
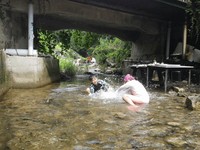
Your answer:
[124,74,135,82]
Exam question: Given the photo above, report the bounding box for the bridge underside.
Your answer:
[10,0,186,41]
[0,0,186,62]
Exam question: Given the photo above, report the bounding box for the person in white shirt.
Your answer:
[116,74,149,110]
[91,57,96,64]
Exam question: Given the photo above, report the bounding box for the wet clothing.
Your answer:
[117,80,149,103]
[89,80,109,94]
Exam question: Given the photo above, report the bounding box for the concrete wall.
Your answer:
[0,50,10,96]
[122,24,167,74]
[0,10,28,50]
[0,9,60,94]
[130,25,167,62]
[6,55,60,88]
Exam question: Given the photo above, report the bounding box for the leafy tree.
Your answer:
[38,29,57,55]
[70,30,99,55]
[93,36,131,66]
[37,29,71,57]
[56,30,71,52]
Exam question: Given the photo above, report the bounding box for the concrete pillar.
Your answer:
[28,1,34,55]
[182,22,187,60]
[166,22,171,60]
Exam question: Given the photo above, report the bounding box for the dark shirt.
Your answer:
[89,80,109,93]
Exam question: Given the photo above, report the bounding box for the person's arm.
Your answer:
[86,84,95,95]
[116,82,130,92]
[99,80,109,91]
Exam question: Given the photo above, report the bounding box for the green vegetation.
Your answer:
[37,29,131,77]
[38,29,71,56]
[59,58,77,77]
[70,30,99,51]
[92,36,131,66]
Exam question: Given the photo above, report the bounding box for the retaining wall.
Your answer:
[5,55,60,89]
[0,50,10,96]
[0,50,60,95]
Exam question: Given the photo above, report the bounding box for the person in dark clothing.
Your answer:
[86,75,109,95]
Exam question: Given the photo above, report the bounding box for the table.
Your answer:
[147,63,194,92]
[130,63,163,87]
[130,64,148,84]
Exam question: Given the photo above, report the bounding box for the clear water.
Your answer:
[0,75,200,150]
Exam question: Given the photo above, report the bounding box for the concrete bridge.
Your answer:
[1,0,187,52]
[0,0,188,95]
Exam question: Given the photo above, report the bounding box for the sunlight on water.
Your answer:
[89,85,126,104]
[149,92,169,101]
[54,75,128,104]
[52,85,86,92]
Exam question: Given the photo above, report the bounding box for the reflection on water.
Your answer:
[0,75,200,150]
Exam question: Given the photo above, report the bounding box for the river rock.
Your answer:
[165,136,187,147]
[167,122,181,127]
[185,95,200,110]
[105,69,113,74]
[172,86,185,93]
[113,112,126,119]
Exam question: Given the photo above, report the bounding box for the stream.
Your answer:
[0,75,200,150]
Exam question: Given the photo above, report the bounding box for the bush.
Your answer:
[59,58,77,77]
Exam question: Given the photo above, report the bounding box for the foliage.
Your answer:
[70,30,99,56]
[56,30,71,51]
[59,58,77,77]
[186,0,200,47]
[38,29,132,75]
[38,29,56,55]
[92,36,131,66]
[38,29,71,57]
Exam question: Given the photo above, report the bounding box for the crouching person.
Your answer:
[86,75,109,95]
[116,74,150,111]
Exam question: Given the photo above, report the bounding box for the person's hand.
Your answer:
[86,88,91,94]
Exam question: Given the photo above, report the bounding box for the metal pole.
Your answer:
[28,1,34,56]
[188,69,191,90]
[164,69,168,93]
[182,22,187,60]
[146,67,149,87]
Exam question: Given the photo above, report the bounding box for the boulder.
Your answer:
[185,95,200,110]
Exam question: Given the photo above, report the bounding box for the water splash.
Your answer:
[89,85,126,104]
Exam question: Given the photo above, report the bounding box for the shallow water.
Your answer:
[0,75,200,150]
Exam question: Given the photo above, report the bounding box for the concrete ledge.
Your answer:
[5,49,38,56]
[6,55,60,88]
